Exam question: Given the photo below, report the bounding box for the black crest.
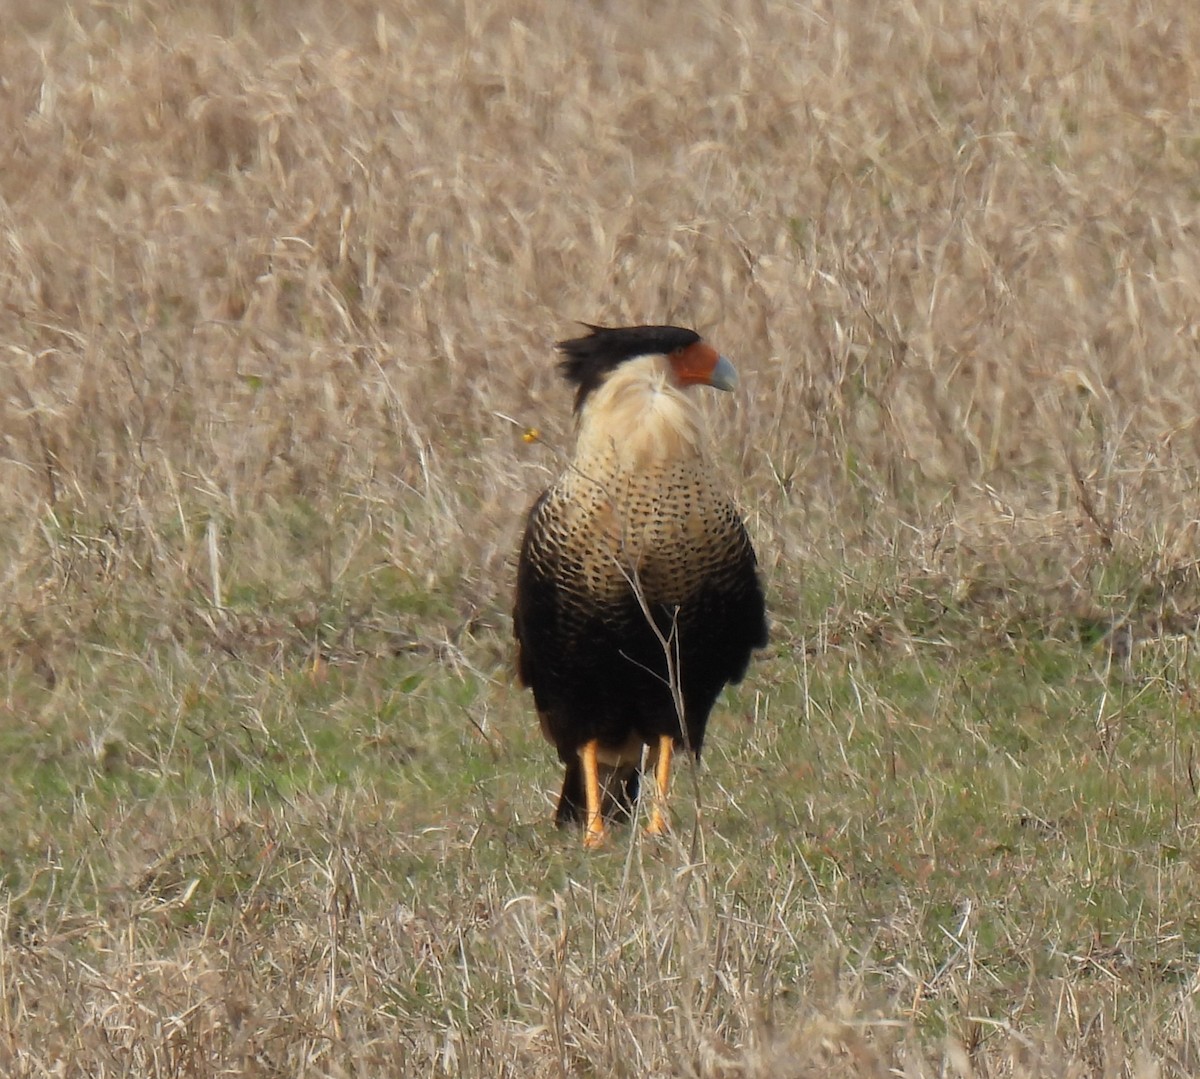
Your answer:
[556,324,701,412]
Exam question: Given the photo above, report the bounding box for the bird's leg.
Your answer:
[645,734,673,836]
[580,739,607,848]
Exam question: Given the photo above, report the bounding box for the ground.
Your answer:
[1,1,1199,1075]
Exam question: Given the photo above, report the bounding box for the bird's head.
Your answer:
[556,324,737,414]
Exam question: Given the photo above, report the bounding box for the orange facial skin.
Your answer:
[669,341,723,386]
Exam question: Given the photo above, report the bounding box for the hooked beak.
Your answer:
[708,354,738,392]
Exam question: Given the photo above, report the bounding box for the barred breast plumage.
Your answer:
[514,324,767,847]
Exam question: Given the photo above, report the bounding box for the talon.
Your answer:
[583,824,608,849]
[644,814,669,837]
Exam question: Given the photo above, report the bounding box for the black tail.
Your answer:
[554,760,640,828]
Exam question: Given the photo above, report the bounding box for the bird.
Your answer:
[513,324,767,847]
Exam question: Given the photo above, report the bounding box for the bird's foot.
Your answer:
[644,810,670,837]
[583,818,607,849]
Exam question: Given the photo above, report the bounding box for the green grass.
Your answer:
[3,540,1197,1073]
[6,0,1200,1071]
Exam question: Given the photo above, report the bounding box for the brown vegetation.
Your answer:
[2,0,1200,1074]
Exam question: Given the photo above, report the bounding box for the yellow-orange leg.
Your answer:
[580,740,607,848]
[645,735,674,836]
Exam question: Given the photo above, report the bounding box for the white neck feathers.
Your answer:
[572,355,707,470]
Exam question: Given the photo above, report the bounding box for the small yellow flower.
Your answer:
[522,428,541,444]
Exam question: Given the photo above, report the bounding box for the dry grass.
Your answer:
[3,0,1200,1074]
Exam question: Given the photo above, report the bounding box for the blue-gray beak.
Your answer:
[709,354,738,392]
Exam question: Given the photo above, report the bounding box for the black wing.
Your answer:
[513,490,557,694]
[513,488,662,756]
[669,508,767,749]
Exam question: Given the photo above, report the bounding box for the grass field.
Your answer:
[3,0,1200,1074]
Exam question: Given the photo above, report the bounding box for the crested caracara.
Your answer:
[514,324,767,847]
